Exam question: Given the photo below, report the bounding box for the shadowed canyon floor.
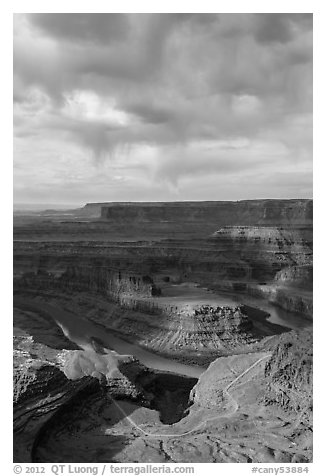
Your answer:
[13,200,313,463]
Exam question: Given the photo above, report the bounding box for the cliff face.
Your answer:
[247,285,313,317]
[100,199,313,227]
[209,226,313,316]
[212,226,312,278]
[274,265,313,289]
[16,267,161,299]
[60,267,162,297]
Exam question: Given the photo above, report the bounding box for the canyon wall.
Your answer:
[274,265,313,289]
[13,199,313,324]
[14,222,313,317]
[211,226,312,278]
[14,223,312,286]
[13,240,253,290]
[209,226,313,316]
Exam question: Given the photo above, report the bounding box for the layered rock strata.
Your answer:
[15,267,161,299]
[14,234,312,317]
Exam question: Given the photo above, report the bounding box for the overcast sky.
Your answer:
[13,13,312,206]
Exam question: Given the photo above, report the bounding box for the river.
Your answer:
[212,291,311,330]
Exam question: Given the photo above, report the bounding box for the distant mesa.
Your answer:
[87,199,313,227]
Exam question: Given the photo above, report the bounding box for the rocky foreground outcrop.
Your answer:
[264,330,313,426]
[192,329,312,416]
[14,327,312,463]
[14,334,146,462]
[14,334,97,462]
[187,328,312,462]
[13,331,197,462]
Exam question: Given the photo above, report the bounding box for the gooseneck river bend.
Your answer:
[15,287,311,379]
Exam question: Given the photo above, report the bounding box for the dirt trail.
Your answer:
[107,354,271,439]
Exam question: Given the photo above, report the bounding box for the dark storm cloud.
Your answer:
[29,13,130,45]
[254,14,296,44]
[13,13,313,203]
[125,102,176,125]
[14,14,195,103]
